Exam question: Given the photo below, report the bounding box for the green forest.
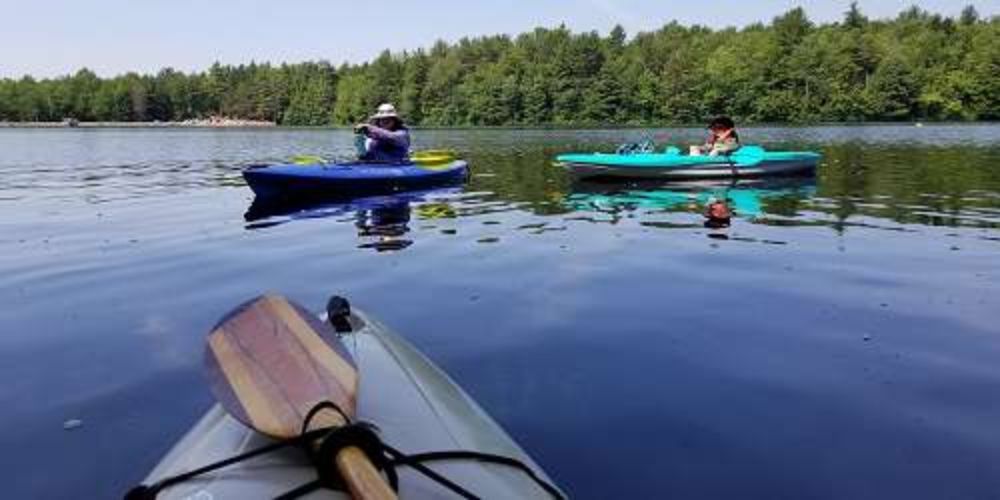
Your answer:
[1,5,997,125]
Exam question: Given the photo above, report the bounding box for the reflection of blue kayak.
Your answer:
[244,186,459,224]
[245,187,462,251]
[243,160,469,199]
[556,146,820,180]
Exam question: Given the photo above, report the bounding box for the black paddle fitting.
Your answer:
[313,422,396,492]
[326,295,353,333]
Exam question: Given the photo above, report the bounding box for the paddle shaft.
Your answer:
[309,410,397,500]
[338,448,396,500]
[724,152,738,177]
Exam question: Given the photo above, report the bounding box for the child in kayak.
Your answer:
[354,103,411,163]
[690,116,740,156]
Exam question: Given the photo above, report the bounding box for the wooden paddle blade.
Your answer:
[204,293,359,439]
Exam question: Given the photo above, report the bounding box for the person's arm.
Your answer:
[702,131,718,150]
[363,125,410,149]
[710,136,740,155]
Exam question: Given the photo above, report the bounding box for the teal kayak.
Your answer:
[555,145,821,180]
[137,300,563,499]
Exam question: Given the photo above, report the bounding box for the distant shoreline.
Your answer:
[0,118,276,128]
[0,121,996,130]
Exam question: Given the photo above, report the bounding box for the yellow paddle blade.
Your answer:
[411,149,457,166]
[291,154,325,165]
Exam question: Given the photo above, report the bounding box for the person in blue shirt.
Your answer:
[354,104,411,163]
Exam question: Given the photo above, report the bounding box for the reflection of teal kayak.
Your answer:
[566,179,816,218]
[570,190,763,216]
[555,145,820,180]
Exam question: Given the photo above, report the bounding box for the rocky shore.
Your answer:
[0,117,276,128]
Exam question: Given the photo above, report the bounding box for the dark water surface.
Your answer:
[2,126,999,499]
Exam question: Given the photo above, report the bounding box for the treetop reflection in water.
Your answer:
[458,136,1000,234]
[238,137,1000,250]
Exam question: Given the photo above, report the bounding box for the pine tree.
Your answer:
[399,53,428,124]
[844,2,867,29]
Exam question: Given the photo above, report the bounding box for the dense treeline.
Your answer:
[1,5,997,125]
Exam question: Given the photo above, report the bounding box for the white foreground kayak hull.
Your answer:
[142,308,561,499]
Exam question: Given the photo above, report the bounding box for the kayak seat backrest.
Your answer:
[730,145,765,158]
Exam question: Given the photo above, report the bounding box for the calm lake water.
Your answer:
[2,125,999,499]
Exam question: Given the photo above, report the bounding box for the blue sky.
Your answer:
[2,0,997,78]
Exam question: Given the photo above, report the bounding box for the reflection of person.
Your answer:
[355,203,413,252]
[353,103,411,163]
[703,196,732,229]
[690,116,740,156]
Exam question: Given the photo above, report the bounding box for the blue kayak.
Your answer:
[243,160,469,199]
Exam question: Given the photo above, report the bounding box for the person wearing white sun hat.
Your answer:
[353,103,411,163]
